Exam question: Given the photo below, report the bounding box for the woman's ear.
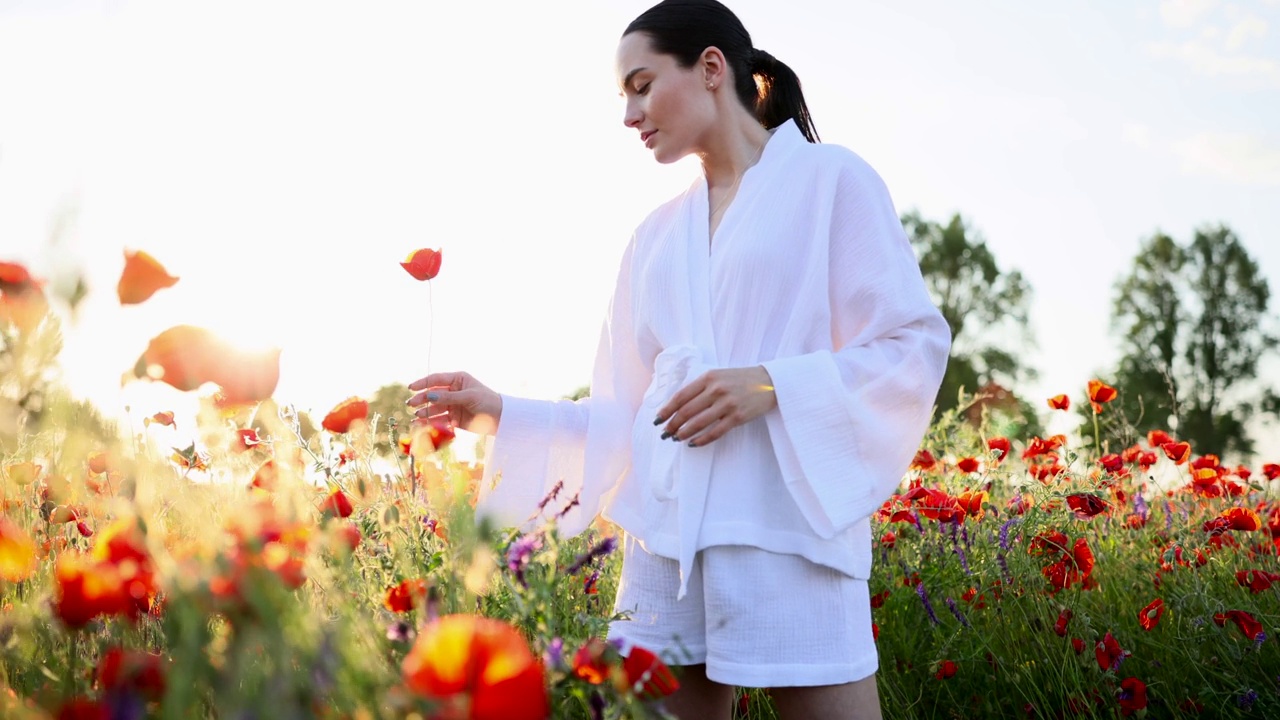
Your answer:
[700,46,727,89]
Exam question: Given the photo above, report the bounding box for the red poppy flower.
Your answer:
[1095,631,1129,671]
[1047,394,1070,410]
[319,490,354,519]
[144,411,176,429]
[956,456,980,474]
[0,261,48,332]
[572,637,613,685]
[1118,677,1148,715]
[620,644,679,700]
[987,436,1011,463]
[96,646,167,700]
[1099,454,1124,473]
[1138,598,1164,631]
[55,698,109,720]
[956,490,986,521]
[249,460,280,492]
[1263,463,1280,480]
[1067,493,1109,519]
[1213,610,1264,641]
[0,517,36,582]
[1054,608,1072,637]
[1138,452,1157,470]
[401,248,442,281]
[334,521,362,552]
[235,428,262,451]
[1146,429,1173,448]
[1071,638,1085,655]
[910,449,938,471]
[409,418,456,454]
[133,325,281,403]
[402,614,548,720]
[1162,442,1192,465]
[1088,379,1117,408]
[870,590,890,608]
[384,578,429,613]
[934,660,957,680]
[879,531,896,549]
[1235,569,1280,593]
[117,249,179,305]
[322,397,369,434]
[1203,507,1262,534]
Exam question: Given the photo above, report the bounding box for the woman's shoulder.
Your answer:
[793,137,887,187]
[631,180,698,240]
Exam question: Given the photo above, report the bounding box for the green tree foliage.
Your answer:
[901,211,1040,436]
[1099,224,1278,460]
[367,382,414,455]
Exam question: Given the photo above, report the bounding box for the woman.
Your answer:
[407,1,950,717]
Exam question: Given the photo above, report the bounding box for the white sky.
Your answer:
[2,0,1279,459]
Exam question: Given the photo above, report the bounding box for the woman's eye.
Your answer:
[636,83,650,95]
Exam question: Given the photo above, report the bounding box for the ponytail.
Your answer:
[624,0,820,143]
[747,48,819,143]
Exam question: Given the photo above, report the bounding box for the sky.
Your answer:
[2,0,1279,460]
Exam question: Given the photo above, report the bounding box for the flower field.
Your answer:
[2,253,1279,718]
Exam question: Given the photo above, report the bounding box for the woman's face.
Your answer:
[616,32,717,164]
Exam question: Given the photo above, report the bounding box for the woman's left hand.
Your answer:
[656,365,777,447]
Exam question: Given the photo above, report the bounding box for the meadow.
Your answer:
[1,253,1278,719]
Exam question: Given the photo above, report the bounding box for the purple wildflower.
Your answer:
[566,535,618,575]
[945,597,970,628]
[915,581,940,626]
[949,522,972,575]
[589,691,606,720]
[386,620,415,644]
[555,490,582,520]
[1133,492,1149,521]
[998,518,1020,552]
[1237,689,1258,710]
[1254,631,1268,651]
[543,637,565,670]
[1164,501,1175,532]
[505,533,543,587]
[537,480,565,513]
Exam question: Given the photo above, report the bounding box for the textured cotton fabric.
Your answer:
[607,534,879,687]
[477,119,950,599]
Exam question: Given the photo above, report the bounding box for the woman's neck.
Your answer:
[698,119,774,189]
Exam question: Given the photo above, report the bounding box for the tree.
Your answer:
[901,211,1040,436]
[1101,224,1278,460]
[366,382,414,456]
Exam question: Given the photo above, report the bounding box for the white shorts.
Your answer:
[606,534,879,687]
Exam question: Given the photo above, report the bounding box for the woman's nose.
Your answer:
[623,103,642,128]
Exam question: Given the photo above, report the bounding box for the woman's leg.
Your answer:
[770,674,883,720]
[658,664,736,720]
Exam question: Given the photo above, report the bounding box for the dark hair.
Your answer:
[624,0,819,143]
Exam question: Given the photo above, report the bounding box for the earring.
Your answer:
[707,83,715,90]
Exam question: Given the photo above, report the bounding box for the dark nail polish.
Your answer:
[687,441,698,448]
[660,431,672,440]
[653,417,664,426]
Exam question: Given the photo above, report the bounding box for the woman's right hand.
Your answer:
[406,371,503,436]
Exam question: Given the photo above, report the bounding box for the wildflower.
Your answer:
[319,490,354,519]
[1138,598,1164,631]
[1098,454,1123,473]
[934,660,957,679]
[572,637,613,685]
[910,449,937,471]
[117,249,179,304]
[144,411,176,429]
[401,248,442,281]
[505,533,542,587]
[1087,380,1117,414]
[880,531,896,549]
[1162,441,1191,465]
[1066,493,1109,519]
[401,614,547,720]
[543,637,565,670]
[915,581,940,626]
[1214,610,1264,641]
[1235,569,1280,593]
[322,397,369,434]
[535,480,565,514]
[96,646,167,701]
[1047,394,1070,410]
[386,620,414,644]
[1095,631,1130,672]
[1117,677,1147,715]
[384,579,429,613]
[132,325,281,403]
[0,517,36,582]
[945,597,970,628]
[1263,463,1280,480]
[1203,507,1262,534]
[565,535,616,575]
[956,457,980,474]
[1054,608,1073,637]
[1237,689,1258,710]
[621,644,679,700]
[987,436,1011,463]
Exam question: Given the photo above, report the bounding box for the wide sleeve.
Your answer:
[759,155,951,538]
[475,237,650,537]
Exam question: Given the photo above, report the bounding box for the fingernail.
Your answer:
[653,417,664,426]
[660,431,672,440]
[427,392,439,402]
[687,440,698,448]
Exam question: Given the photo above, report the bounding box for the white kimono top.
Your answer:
[478,119,951,598]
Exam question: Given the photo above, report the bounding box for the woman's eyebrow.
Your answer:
[620,67,648,90]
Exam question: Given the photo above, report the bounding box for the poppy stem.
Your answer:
[426,280,434,376]
[1092,411,1101,458]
